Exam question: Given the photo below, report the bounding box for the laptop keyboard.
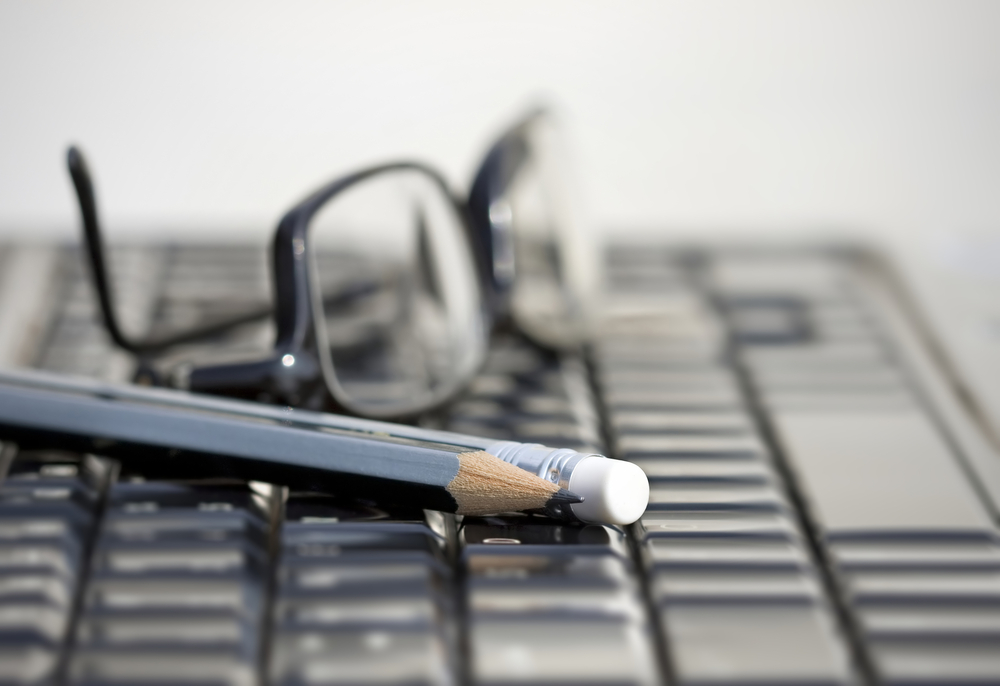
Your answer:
[1,242,999,685]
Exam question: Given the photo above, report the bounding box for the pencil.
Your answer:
[0,368,582,518]
[0,368,649,524]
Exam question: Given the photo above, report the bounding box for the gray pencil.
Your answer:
[0,368,648,524]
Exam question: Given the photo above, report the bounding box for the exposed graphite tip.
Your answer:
[547,488,585,505]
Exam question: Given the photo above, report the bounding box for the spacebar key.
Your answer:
[770,409,996,538]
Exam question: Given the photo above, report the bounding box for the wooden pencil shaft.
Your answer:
[450,450,563,516]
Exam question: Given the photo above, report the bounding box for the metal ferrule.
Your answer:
[485,441,598,521]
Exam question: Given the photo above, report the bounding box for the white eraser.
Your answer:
[568,456,649,525]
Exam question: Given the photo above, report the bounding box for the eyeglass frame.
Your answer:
[66,111,567,419]
[192,160,492,417]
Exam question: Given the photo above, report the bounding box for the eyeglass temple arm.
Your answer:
[66,146,272,355]
[66,146,139,353]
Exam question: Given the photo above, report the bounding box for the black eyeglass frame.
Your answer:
[68,148,490,418]
[66,111,564,418]
[187,161,490,418]
[466,110,538,316]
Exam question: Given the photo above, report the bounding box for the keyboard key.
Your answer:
[662,604,852,685]
[844,571,1000,603]
[633,458,772,483]
[647,484,787,512]
[600,370,737,391]
[610,410,753,434]
[710,254,848,296]
[82,577,250,613]
[461,518,630,557]
[0,574,70,607]
[639,511,798,541]
[745,342,889,370]
[270,628,452,686]
[762,391,917,412]
[830,540,1000,571]
[859,606,1000,640]
[0,603,69,644]
[751,367,904,392]
[467,550,632,585]
[617,434,766,459]
[0,645,60,684]
[722,295,813,345]
[771,410,995,536]
[653,570,823,604]
[68,650,255,686]
[470,619,658,686]
[280,595,440,628]
[645,539,809,571]
[470,583,644,621]
[870,640,1000,685]
[607,388,740,412]
[76,614,245,646]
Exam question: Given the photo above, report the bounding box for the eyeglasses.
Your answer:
[467,111,600,349]
[67,111,599,420]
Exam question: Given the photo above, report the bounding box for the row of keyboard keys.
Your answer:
[711,253,1000,684]
[597,251,855,685]
[269,494,455,686]
[67,479,273,686]
[461,516,659,685]
[445,322,661,685]
[0,451,109,685]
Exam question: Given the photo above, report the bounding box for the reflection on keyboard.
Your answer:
[1,242,999,684]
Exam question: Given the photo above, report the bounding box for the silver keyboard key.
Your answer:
[653,570,823,604]
[871,640,1000,685]
[471,620,658,686]
[617,434,766,458]
[647,484,787,512]
[633,458,772,483]
[639,512,799,541]
[610,410,753,434]
[271,629,452,686]
[662,604,852,685]
[771,410,995,537]
[646,539,809,571]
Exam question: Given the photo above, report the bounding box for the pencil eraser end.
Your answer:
[568,456,649,525]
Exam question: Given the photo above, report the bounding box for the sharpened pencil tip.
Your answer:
[548,488,584,505]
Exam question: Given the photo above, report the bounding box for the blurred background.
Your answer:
[4,5,1000,684]
[1,0,999,248]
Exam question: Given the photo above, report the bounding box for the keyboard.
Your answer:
[1,241,999,685]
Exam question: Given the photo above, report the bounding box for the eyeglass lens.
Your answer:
[307,169,486,417]
[501,118,600,350]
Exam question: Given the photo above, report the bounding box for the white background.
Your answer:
[1,0,999,246]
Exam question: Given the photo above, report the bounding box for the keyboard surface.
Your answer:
[1,242,999,685]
